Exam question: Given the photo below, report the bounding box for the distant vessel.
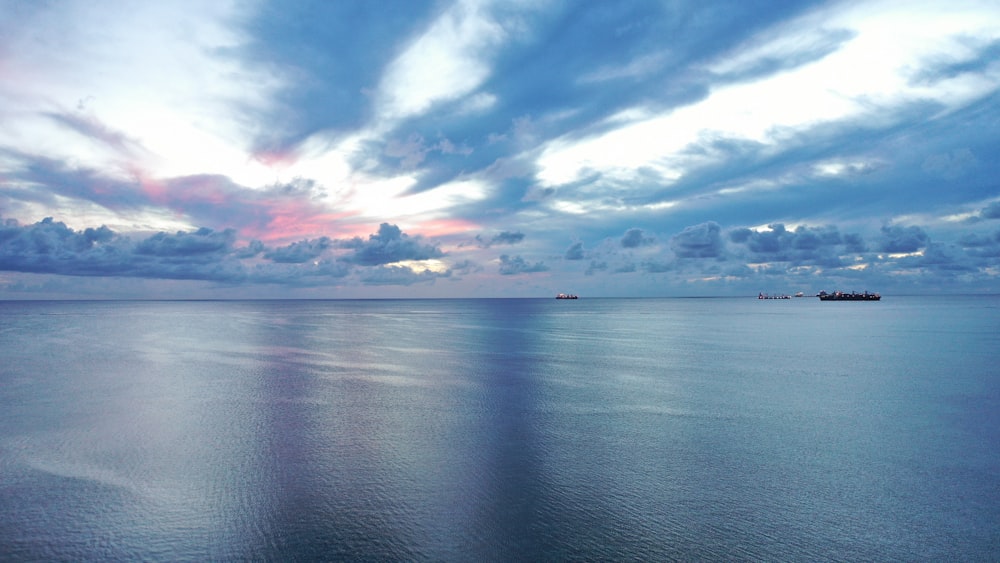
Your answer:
[817,291,881,301]
[795,292,805,297]
[556,293,578,299]
[758,292,791,299]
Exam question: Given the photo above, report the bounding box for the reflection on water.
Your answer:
[1,297,998,560]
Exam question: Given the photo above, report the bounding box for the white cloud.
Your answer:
[534,0,1000,190]
[374,0,509,124]
[579,53,668,83]
[0,1,284,194]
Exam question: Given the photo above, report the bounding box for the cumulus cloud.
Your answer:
[359,264,450,285]
[564,241,585,260]
[0,217,242,281]
[498,254,548,275]
[264,237,332,263]
[449,259,483,274]
[235,240,265,258]
[728,223,848,266]
[670,221,724,259]
[959,230,1000,258]
[476,230,525,247]
[135,228,236,258]
[342,223,443,265]
[620,228,654,248]
[0,216,356,286]
[878,224,929,253]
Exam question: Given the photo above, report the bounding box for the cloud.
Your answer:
[384,134,432,169]
[670,221,724,259]
[263,238,332,263]
[359,264,451,286]
[342,223,444,265]
[4,1,1000,297]
[532,0,1000,212]
[449,259,483,275]
[921,148,978,179]
[878,224,930,253]
[564,241,585,260]
[959,230,1000,258]
[641,260,671,273]
[0,216,359,286]
[476,230,525,247]
[0,1,282,185]
[498,254,548,275]
[727,223,857,267]
[374,0,516,124]
[0,217,242,281]
[620,228,654,248]
[981,201,1000,219]
[135,228,237,259]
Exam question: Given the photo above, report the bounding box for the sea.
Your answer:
[0,296,997,561]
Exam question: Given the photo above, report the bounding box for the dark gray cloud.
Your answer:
[878,224,930,253]
[234,259,351,287]
[671,221,723,258]
[0,217,243,281]
[891,242,976,274]
[981,201,1000,219]
[959,230,1000,258]
[0,216,362,287]
[449,259,483,275]
[498,254,548,275]
[342,223,443,265]
[235,240,265,258]
[264,237,332,263]
[476,230,525,247]
[359,265,451,285]
[726,223,852,268]
[620,228,654,248]
[135,228,236,259]
[565,241,585,260]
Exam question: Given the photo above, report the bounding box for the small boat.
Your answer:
[817,290,880,301]
[556,293,578,299]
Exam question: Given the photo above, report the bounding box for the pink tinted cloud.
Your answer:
[407,218,480,238]
[250,198,358,242]
[251,147,301,169]
[133,169,171,205]
[47,112,144,157]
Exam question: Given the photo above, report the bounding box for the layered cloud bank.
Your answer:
[4,210,998,297]
[1,0,999,297]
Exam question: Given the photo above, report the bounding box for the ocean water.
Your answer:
[0,296,997,561]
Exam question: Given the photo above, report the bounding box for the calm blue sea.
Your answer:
[1,296,998,561]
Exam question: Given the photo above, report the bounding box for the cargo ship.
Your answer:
[555,293,578,299]
[817,291,880,301]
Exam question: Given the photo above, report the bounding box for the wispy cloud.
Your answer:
[2,0,1000,297]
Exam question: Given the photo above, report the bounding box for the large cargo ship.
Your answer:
[817,290,880,301]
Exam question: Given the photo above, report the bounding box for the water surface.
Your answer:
[1,297,997,560]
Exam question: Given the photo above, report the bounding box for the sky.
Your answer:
[2,0,999,298]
